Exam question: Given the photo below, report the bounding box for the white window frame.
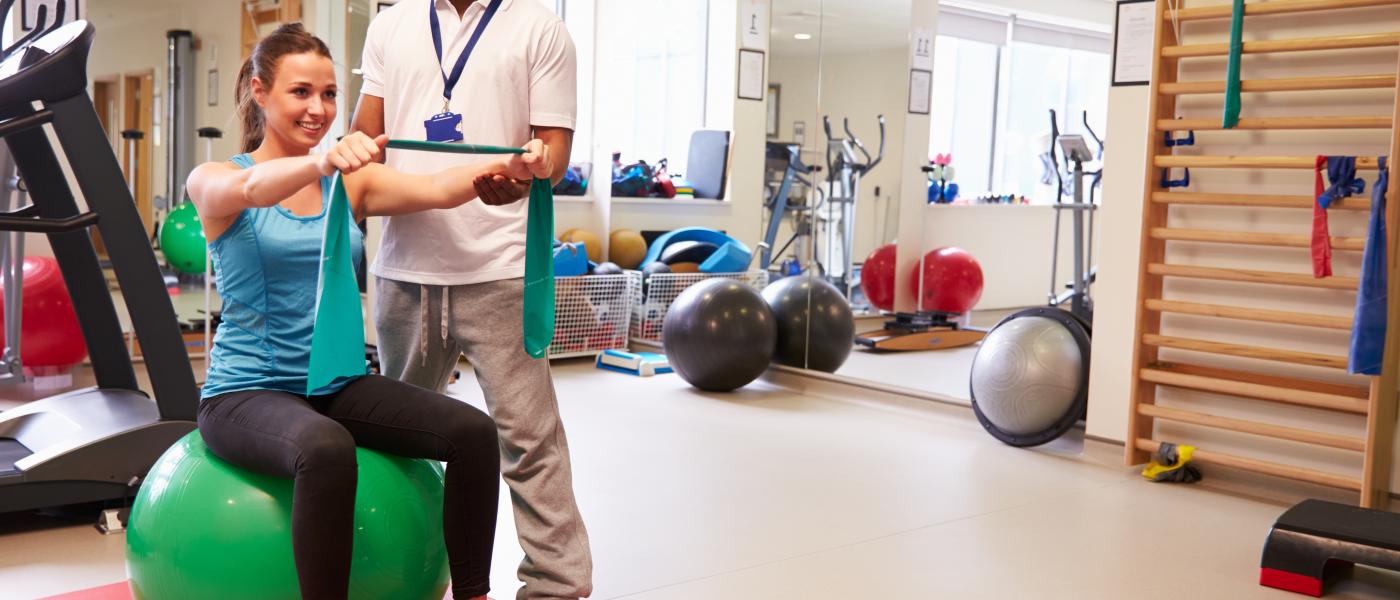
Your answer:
[933,6,1111,203]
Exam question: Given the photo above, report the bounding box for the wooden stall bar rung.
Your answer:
[1140,365,1370,414]
[1162,32,1400,59]
[1137,404,1367,452]
[1155,362,1372,398]
[1160,75,1397,95]
[1149,227,1366,251]
[1141,333,1351,369]
[1156,155,1384,169]
[1151,192,1370,210]
[1133,439,1363,491]
[1157,116,1393,130]
[1146,263,1361,290]
[1144,298,1354,330]
[1167,0,1400,22]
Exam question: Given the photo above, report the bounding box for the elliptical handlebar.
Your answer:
[833,115,886,174]
[1082,110,1104,160]
[844,118,868,165]
[822,115,836,176]
[869,114,886,171]
[1049,109,1064,200]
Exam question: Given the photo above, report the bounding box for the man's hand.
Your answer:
[474,175,530,206]
[476,139,550,205]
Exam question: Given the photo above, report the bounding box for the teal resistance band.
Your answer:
[384,139,524,155]
[386,140,556,358]
[306,140,556,393]
[1222,0,1245,129]
[307,172,367,395]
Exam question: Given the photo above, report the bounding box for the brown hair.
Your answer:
[235,22,333,153]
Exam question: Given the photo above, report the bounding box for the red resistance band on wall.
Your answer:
[1312,156,1367,278]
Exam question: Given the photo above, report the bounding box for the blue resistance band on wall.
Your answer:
[1350,156,1388,375]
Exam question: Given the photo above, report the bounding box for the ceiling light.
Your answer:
[794,33,812,40]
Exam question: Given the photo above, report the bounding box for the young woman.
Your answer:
[185,23,549,600]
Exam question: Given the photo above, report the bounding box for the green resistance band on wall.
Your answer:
[307,139,557,393]
[1222,0,1245,129]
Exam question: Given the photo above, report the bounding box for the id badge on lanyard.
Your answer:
[424,0,503,142]
[426,100,464,143]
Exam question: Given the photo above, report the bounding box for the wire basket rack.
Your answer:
[548,274,632,359]
[627,270,769,343]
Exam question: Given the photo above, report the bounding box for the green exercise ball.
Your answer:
[160,202,206,274]
[126,432,450,600]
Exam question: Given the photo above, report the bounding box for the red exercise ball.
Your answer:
[860,243,898,312]
[0,257,88,370]
[910,246,983,314]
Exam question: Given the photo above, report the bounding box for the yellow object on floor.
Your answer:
[1141,443,1201,483]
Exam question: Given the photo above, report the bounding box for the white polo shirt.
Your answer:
[360,0,576,285]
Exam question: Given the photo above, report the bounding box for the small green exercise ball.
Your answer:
[159,202,206,274]
[126,432,450,600]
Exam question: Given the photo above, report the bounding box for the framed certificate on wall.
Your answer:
[1112,0,1155,86]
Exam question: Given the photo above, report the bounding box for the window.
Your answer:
[995,41,1109,203]
[594,0,708,176]
[928,36,999,197]
[928,10,1110,204]
[560,0,595,164]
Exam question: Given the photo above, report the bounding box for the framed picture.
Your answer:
[1112,0,1154,86]
[737,49,765,101]
[766,84,780,137]
[908,69,932,115]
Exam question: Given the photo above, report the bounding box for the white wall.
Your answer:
[1086,1,1400,492]
[1085,80,1148,442]
[769,55,818,150]
[891,0,938,312]
[771,50,908,264]
[86,0,249,194]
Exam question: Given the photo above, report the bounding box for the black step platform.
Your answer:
[1261,499,1400,596]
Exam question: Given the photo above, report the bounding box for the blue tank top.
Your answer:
[201,154,366,399]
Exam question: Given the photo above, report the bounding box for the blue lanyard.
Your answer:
[429,0,502,109]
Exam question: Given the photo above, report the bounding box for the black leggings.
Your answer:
[197,375,499,599]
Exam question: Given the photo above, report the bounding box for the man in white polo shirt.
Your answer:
[352,1,591,598]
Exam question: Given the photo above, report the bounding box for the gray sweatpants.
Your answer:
[375,277,593,600]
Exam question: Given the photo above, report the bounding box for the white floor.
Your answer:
[2,359,1400,599]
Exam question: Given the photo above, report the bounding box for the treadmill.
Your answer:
[0,19,198,513]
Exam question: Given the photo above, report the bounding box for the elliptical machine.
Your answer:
[819,115,884,297]
[1047,109,1102,325]
[758,141,822,278]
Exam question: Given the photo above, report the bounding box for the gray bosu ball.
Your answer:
[663,278,777,392]
[761,275,855,373]
[969,307,1090,447]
